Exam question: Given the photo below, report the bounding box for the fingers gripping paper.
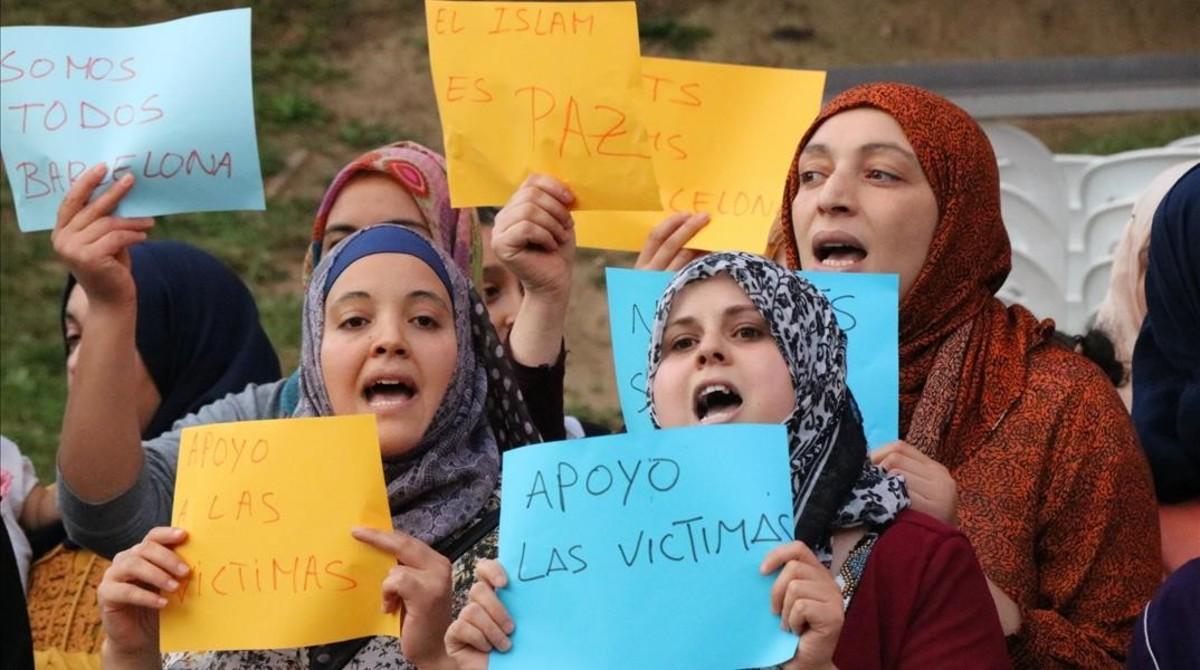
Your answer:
[0,9,265,232]
[161,415,396,652]
[426,1,661,211]
[575,58,825,253]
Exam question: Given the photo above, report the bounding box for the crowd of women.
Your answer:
[1,81,1196,670]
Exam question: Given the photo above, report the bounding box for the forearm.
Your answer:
[59,301,145,502]
[19,484,60,530]
[508,290,568,367]
[101,639,161,670]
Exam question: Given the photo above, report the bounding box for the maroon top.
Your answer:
[833,510,1011,669]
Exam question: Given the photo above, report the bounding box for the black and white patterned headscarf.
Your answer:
[646,252,908,566]
[297,224,540,547]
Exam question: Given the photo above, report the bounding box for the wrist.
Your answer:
[102,638,160,670]
[413,649,457,670]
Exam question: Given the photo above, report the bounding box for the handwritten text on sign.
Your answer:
[0,9,265,232]
[494,425,797,670]
[605,268,899,448]
[574,58,825,253]
[426,1,660,210]
[161,415,395,652]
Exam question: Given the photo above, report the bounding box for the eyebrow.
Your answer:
[328,288,451,310]
[665,304,761,330]
[800,142,919,166]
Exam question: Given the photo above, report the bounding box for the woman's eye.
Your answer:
[65,334,81,353]
[735,326,764,340]
[412,315,440,329]
[339,316,369,330]
[669,336,696,352]
[866,168,899,182]
[798,170,825,185]
[483,285,500,302]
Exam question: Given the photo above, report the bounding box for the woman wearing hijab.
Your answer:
[770,83,1159,668]
[25,241,281,667]
[1131,165,1200,572]
[448,253,1009,670]
[1094,160,1198,410]
[53,145,572,559]
[94,225,538,669]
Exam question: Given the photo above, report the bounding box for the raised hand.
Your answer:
[492,173,576,301]
[51,164,154,307]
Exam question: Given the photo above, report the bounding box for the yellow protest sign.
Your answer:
[426,0,661,210]
[160,415,396,652]
[575,57,825,253]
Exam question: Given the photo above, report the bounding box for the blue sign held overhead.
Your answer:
[606,268,899,448]
[495,424,797,670]
[0,9,265,231]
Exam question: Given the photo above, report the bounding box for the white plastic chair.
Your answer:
[1078,149,1200,216]
[984,123,1070,232]
[999,253,1068,326]
[999,185,1067,291]
[1168,135,1200,149]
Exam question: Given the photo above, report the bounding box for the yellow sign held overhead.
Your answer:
[426,1,661,211]
[575,57,825,253]
[160,415,396,652]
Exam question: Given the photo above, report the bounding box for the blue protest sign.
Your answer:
[495,424,797,670]
[606,268,899,448]
[0,9,264,231]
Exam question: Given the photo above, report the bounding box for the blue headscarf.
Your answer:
[61,241,282,439]
[1132,164,1200,503]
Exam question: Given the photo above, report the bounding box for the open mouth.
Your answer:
[362,375,418,408]
[812,231,868,269]
[693,383,744,424]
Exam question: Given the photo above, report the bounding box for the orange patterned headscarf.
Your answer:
[778,83,1052,451]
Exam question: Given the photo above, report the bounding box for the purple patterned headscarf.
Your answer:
[296,224,537,545]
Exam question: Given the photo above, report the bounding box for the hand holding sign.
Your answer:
[352,528,455,668]
[762,542,844,669]
[97,527,190,662]
[493,174,577,300]
[444,559,514,669]
[52,164,154,307]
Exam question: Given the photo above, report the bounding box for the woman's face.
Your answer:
[789,108,939,301]
[652,275,795,427]
[321,253,458,458]
[479,225,524,342]
[64,284,162,433]
[322,173,430,257]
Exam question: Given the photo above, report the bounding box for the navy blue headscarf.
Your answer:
[1132,164,1200,503]
[61,241,282,439]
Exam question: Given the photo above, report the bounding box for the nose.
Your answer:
[694,333,727,367]
[66,347,79,388]
[816,167,856,216]
[372,317,409,357]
